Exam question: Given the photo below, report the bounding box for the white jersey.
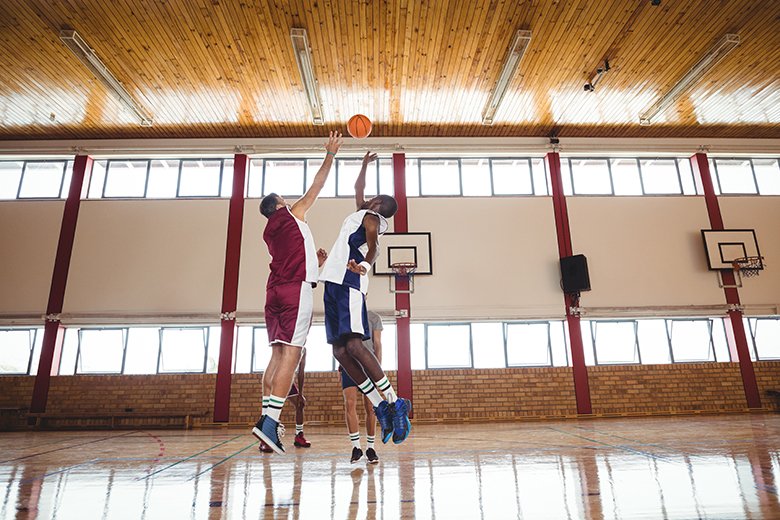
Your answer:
[319,209,388,294]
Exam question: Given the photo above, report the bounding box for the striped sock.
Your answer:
[357,379,383,407]
[349,432,361,449]
[375,376,397,403]
[296,424,304,435]
[262,396,269,416]
[367,435,375,449]
[266,394,285,422]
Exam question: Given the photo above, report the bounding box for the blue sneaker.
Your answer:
[374,401,394,444]
[392,398,412,444]
[252,416,286,454]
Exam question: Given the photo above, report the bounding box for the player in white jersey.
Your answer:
[320,152,412,445]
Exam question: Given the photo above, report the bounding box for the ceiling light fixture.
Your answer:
[482,29,532,125]
[639,33,740,126]
[59,30,153,127]
[290,28,324,126]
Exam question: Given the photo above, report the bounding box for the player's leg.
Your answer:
[289,386,310,448]
[363,394,378,464]
[343,382,363,463]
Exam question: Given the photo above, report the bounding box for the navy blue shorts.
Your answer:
[324,282,369,344]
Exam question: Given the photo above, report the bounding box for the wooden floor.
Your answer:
[1,414,779,519]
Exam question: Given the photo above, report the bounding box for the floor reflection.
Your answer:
[1,415,779,519]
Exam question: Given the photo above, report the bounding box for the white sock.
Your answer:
[357,379,383,407]
[367,435,375,449]
[349,432,361,449]
[262,396,269,416]
[266,394,285,422]
[375,376,397,403]
[296,424,304,435]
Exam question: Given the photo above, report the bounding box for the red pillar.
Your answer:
[30,155,92,413]
[213,154,248,422]
[392,153,413,406]
[690,153,761,408]
[546,152,592,415]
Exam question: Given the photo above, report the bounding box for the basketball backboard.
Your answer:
[374,232,432,275]
[701,229,762,270]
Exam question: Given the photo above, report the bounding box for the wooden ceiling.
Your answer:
[0,0,778,140]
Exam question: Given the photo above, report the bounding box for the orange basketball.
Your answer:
[347,114,372,139]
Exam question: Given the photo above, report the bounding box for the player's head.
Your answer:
[260,193,286,218]
[362,195,397,218]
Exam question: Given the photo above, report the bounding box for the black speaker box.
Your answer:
[560,254,591,293]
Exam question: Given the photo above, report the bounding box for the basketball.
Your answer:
[347,114,372,139]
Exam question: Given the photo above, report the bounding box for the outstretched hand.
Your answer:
[326,131,343,155]
[362,151,378,165]
[317,248,328,267]
[347,259,367,275]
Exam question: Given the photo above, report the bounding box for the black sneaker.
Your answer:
[350,447,363,464]
[365,447,379,464]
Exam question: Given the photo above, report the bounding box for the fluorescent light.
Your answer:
[290,28,324,126]
[639,33,740,125]
[482,30,532,125]
[59,30,153,127]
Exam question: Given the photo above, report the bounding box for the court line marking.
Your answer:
[0,431,137,464]
[18,458,99,484]
[546,426,677,463]
[136,434,244,481]
[188,441,258,481]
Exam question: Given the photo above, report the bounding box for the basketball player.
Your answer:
[340,306,383,463]
[252,131,342,454]
[259,349,310,452]
[320,151,412,445]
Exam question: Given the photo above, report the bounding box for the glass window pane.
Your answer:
[420,159,460,196]
[379,322,397,371]
[640,159,681,194]
[570,159,612,195]
[426,324,471,368]
[0,162,23,199]
[550,321,569,366]
[752,159,780,195]
[670,320,714,362]
[159,328,207,373]
[61,161,74,198]
[88,161,107,198]
[179,159,222,197]
[337,158,376,197]
[146,160,180,198]
[263,159,304,197]
[714,159,757,194]
[247,159,264,197]
[471,322,505,368]
[506,322,551,366]
[221,159,234,198]
[19,162,65,198]
[593,321,639,364]
[531,158,548,196]
[232,326,252,373]
[103,160,148,197]
[29,330,43,375]
[491,159,533,195]
[123,327,160,374]
[461,158,491,196]
[610,158,642,196]
[708,159,721,195]
[251,327,273,372]
[378,159,395,197]
[637,319,671,364]
[206,326,220,373]
[305,159,336,197]
[410,323,425,369]
[78,329,125,374]
[0,330,34,374]
[405,159,420,197]
[59,328,79,375]
[678,158,697,195]
[580,321,595,365]
[711,318,730,362]
[754,318,780,360]
[299,325,334,371]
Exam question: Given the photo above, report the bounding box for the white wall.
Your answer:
[568,197,725,308]
[408,198,564,320]
[237,199,396,318]
[720,197,780,312]
[63,200,228,317]
[0,201,64,317]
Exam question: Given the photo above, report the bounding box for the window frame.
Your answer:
[177,158,226,199]
[747,317,780,361]
[567,157,615,196]
[636,157,684,195]
[16,160,68,200]
[0,328,39,375]
[75,327,129,375]
[102,159,152,199]
[711,157,760,195]
[423,322,474,369]
[590,320,642,365]
[157,326,210,374]
[666,318,718,363]
[503,321,554,367]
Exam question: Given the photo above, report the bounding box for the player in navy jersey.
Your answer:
[320,151,412,445]
[251,131,342,454]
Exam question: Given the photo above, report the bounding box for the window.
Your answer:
[669,320,715,362]
[251,326,273,372]
[146,160,180,199]
[179,159,223,197]
[491,159,533,195]
[636,319,671,364]
[0,329,38,374]
[592,321,640,364]
[425,324,472,368]
[531,158,549,196]
[610,158,642,195]
[305,159,336,197]
[570,159,612,195]
[0,162,24,199]
[753,158,780,195]
[749,318,780,360]
[123,328,160,374]
[461,158,492,196]
[77,329,126,374]
[713,159,758,194]
[471,322,505,368]
[18,161,66,198]
[420,159,460,196]
[405,159,420,197]
[677,158,698,195]
[304,325,337,371]
[262,159,305,197]
[337,158,378,197]
[505,322,552,366]
[158,327,208,373]
[378,159,395,197]
[639,159,682,194]
[104,160,148,197]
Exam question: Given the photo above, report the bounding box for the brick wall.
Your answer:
[755,361,780,411]
[588,363,747,414]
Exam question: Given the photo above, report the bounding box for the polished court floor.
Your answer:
[1,414,779,519]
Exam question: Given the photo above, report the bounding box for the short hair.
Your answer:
[376,195,397,218]
[260,193,281,218]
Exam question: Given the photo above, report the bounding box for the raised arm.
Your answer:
[291,131,342,220]
[347,213,380,275]
[354,151,377,210]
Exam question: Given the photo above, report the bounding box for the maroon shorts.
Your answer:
[265,281,314,347]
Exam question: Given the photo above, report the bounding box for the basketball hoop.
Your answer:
[732,256,764,278]
[389,262,417,294]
